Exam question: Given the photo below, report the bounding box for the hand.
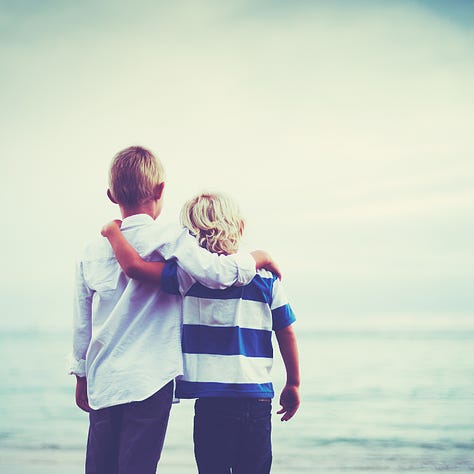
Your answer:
[250,250,282,280]
[277,384,300,421]
[101,219,122,237]
[75,376,91,412]
[263,256,282,281]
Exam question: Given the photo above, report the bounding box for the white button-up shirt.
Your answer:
[70,214,256,410]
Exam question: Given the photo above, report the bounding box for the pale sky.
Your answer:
[1,0,473,330]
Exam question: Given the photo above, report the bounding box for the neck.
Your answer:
[120,202,158,220]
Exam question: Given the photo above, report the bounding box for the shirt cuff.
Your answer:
[234,252,257,286]
[68,356,86,377]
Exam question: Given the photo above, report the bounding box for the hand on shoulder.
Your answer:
[101,219,122,237]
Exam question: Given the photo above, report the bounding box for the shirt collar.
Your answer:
[121,214,155,230]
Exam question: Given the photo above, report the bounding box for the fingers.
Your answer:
[281,406,298,421]
[76,399,91,412]
[277,404,299,421]
[101,224,111,237]
[269,260,282,280]
[101,220,122,236]
[76,392,91,412]
[75,377,90,412]
[274,266,282,281]
[277,386,300,421]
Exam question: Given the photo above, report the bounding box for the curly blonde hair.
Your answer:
[180,192,244,255]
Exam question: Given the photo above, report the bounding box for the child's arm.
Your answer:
[275,325,301,421]
[101,221,281,284]
[102,220,166,283]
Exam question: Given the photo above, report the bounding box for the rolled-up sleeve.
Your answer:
[159,229,256,289]
[231,252,257,286]
[68,260,93,377]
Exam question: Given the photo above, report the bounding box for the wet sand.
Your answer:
[3,447,468,474]
[0,447,319,474]
[0,447,195,474]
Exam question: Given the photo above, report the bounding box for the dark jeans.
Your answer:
[85,381,173,474]
[194,397,272,474]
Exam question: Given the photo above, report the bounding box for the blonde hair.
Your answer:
[109,146,164,207]
[180,193,244,255]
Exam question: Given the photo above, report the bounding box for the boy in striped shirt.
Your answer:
[102,192,300,474]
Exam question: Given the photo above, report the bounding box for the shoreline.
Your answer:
[0,447,195,474]
[1,447,472,474]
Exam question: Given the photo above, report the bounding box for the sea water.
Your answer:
[0,316,473,473]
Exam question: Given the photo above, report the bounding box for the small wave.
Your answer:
[310,437,474,451]
[0,442,85,451]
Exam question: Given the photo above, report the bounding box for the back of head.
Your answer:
[109,146,165,207]
[180,192,244,255]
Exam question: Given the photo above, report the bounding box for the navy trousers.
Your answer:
[85,381,173,474]
[193,397,272,474]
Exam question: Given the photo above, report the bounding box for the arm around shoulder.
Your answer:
[160,230,256,289]
[102,220,166,284]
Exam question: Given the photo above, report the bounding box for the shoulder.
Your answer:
[255,269,278,281]
[144,220,185,239]
[254,269,278,290]
[79,236,113,262]
[234,269,278,305]
[139,221,191,252]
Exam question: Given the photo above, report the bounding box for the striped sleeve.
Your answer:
[161,259,197,296]
[271,277,296,331]
[161,260,180,295]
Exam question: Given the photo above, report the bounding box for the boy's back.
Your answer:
[74,214,183,409]
[73,214,256,408]
[161,266,296,400]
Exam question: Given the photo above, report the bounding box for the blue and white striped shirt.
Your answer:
[162,263,296,399]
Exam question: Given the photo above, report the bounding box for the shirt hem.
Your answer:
[88,373,180,410]
[176,391,274,399]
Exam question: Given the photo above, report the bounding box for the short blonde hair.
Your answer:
[180,192,244,255]
[109,146,164,207]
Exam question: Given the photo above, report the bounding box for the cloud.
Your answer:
[1,0,473,327]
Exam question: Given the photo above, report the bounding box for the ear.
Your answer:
[154,182,165,200]
[239,220,245,236]
[107,189,118,204]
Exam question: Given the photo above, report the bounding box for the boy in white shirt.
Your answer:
[69,146,278,474]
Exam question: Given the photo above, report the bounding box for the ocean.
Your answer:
[0,316,473,473]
